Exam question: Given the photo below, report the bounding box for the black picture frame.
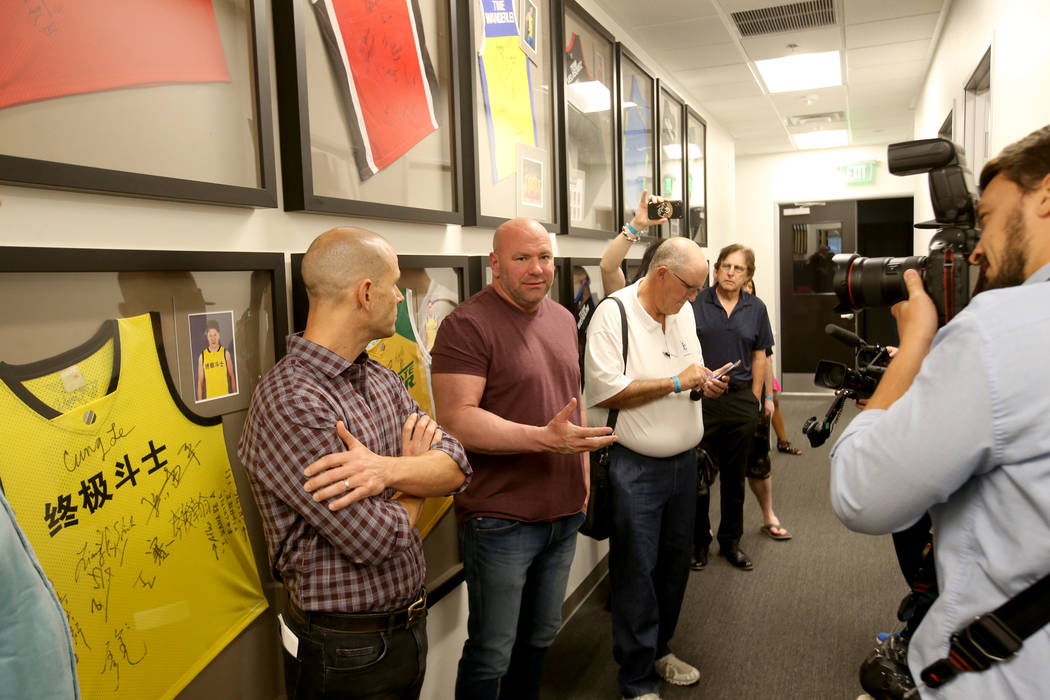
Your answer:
[685,106,708,247]
[0,0,277,209]
[616,44,658,242]
[274,0,468,223]
[558,0,620,239]
[465,0,563,230]
[656,82,686,239]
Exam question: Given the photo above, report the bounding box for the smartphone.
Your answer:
[708,359,741,381]
[647,200,684,220]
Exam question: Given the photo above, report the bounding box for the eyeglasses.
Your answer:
[669,270,703,294]
[718,264,748,275]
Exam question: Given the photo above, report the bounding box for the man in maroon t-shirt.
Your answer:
[431,218,616,700]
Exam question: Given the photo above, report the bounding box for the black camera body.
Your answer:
[648,199,684,220]
[830,139,980,326]
[802,325,891,447]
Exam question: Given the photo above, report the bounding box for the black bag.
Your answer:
[579,297,627,541]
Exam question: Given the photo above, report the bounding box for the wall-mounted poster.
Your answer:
[189,311,240,403]
[520,0,540,65]
[310,0,440,181]
[477,0,537,182]
[0,313,268,700]
[519,147,545,211]
[619,47,655,228]
[0,0,230,110]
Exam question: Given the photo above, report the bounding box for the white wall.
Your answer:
[0,2,733,700]
[733,145,914,367]
[912,0,1050,250]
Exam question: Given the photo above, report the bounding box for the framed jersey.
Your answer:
[0,0,276,208]
[0,247,289,700]
[617,44,657,236]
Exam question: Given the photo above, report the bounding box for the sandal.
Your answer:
[761,523,792,540]
[777,440,802,455]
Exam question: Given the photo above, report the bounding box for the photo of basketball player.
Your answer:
[520,0,539,65]
[189,311,239,402]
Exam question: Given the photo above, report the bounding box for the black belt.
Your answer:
[287,589,427,634]
[726,382,752,393]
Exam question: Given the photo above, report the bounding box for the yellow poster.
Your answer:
[0,314,267,700]
[478,0,536,181]
[367,296,451,537]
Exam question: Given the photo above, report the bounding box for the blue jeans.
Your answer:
[456,511,585,700]
[608,445,696,698]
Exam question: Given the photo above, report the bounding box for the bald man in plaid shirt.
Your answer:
[239,228,470,699]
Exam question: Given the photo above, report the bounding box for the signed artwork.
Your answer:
[0,313,267,699]
[311,0,440,180]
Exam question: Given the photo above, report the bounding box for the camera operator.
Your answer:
[830,124,1050,697]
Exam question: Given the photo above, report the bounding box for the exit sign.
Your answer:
[841,161,876,185]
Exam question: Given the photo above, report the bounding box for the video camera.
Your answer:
[802,324,891,448]
[831,138,980,326]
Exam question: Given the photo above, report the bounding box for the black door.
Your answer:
[778,200,857,392]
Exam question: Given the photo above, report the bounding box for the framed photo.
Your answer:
[273,0,465,223]
[617,45,657,237]
[657,82,686,239]
[560,0,618,237]
[685,106,708,247]
[0,0,277,208]
[469,0,559,228]
[189,310,241,404]
[520,0,540,65]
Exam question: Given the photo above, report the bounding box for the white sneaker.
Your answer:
[623,694,662,700]
[654,652,700,686]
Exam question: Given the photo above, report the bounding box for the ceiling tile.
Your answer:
[658,43,744,72]
[676,63,754,87]
[633,17,735,48]
[595,0,719,30]
[687,81,765,102]
[845,13,940,49]
[843,0,945,26]
[739,26,843,61]
[848,60,926,84]
[846,40,930,68]
[735,135,796,156]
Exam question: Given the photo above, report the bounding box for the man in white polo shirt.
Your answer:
[584,237,729,700]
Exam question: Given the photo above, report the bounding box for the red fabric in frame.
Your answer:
[0,0,231,111]
[322,0,438,175]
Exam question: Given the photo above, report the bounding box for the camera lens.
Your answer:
[832,253,927,310]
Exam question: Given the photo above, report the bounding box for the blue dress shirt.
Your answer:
[830,262,1050,698]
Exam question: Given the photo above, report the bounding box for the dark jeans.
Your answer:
[456,511,584,700]
[696,387,761,551]
[282,604,427,700]
[608,444,696,698]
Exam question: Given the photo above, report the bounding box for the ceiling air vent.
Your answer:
[731,0,836,38]
[787,111,846,127]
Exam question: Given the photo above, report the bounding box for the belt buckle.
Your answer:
[407,590,427,627]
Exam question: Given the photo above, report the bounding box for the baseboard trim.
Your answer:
[560,552,609,630]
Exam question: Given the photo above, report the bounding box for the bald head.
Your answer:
[302,227,396,304]
[648,236,705,277]
[493,217,549,254]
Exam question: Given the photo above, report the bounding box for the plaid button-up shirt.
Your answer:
[238,334,470,612]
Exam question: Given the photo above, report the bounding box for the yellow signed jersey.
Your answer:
[0,313,267,700]
[201,345,229,398]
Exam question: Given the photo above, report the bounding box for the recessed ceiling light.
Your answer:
[793,129,848,150]
[756,51,842,93]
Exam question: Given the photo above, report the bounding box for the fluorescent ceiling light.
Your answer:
[756,51,842,93]
[793,129,848,150]
[565,81,611,113]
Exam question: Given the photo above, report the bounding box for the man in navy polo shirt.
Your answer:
[691,244,774,571]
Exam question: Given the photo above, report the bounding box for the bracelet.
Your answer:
[620,224,640,242]
[672,376,682,393]
[764,395,774,401]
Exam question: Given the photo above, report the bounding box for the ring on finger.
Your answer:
[343,478,351,491]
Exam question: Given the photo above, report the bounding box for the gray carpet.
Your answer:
[543,396,906,700]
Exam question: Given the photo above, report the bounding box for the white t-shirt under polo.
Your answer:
[583,281,704,458]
